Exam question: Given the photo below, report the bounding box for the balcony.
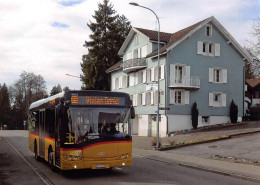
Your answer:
[169,76,200,89]
[122,58,147,73]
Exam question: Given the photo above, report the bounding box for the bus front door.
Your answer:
[39,110,45,157]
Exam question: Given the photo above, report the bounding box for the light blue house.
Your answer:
[106,16,252,137]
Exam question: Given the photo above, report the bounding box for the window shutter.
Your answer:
[170,64,175,76]
[143,69,147,83]
[119,76,122,89]
[215,43,220,56]
[112,78,115,90]
[222,69,227,83]
[129,73,135,87]
[137,94,142,106]
[154,66,159,81]
[185,66,190,86]
[154,91,158,105]
[170,89,175,104]
[184,91,189,105]
[115,78,119,90]
[141,45,147,58]
[197,41,203,54]
[160,65,165,80]
[147,69,151,83]
[221,93,226,107]
[151,92,154,105]
[142,93,146,105]
[151,67,155,81]
[133,94,137,106]
[209,93,213,106]
[134,72,138,85]
[138,48,141,58]
[209,68,214,82]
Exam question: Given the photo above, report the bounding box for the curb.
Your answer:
[158,130,260,151]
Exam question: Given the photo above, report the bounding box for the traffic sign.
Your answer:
[159,107,170,110]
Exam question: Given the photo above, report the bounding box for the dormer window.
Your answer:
[205,25,212,37]
[134,34,139,45]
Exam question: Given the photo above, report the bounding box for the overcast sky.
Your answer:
[0,0,259,94]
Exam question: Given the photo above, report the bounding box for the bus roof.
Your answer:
[29,90,131,111]
[29,91,65,110]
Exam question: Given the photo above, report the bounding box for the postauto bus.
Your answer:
[28,90,135,171]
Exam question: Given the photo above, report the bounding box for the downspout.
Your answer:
[243,63,245,120]
[165,53,169,136]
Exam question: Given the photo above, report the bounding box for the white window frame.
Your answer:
[197,41,220,57]
[209,68,227,84]
[170,89,189,105]
[209,92,226,107]
[205,24,212,37]
[141,45,147,58]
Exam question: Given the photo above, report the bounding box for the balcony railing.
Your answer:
[123,58,147,73]
[169,76,200,89]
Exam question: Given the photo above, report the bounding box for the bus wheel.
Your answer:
[48,151,55,171]
[34,143,40,161]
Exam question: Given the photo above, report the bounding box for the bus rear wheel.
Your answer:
[48,151,56,171]
[34,143,40,161]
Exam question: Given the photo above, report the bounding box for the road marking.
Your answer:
[4,137,55,185]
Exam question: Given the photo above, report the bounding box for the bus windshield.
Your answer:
[67,107,131,144]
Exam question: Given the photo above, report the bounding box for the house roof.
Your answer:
[105,60,123,73]
[246,78,260,88]
[108,16,253,74]
[147,18,207,58]
[135,27,172,43]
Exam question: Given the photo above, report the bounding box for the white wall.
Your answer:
[168,114,241,133]
[138,115,149,136]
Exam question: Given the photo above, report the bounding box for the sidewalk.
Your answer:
[133,121,260,150]
[132,121,260,182]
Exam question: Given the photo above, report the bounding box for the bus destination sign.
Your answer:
[70,95,125,106]
[86,96,120,105]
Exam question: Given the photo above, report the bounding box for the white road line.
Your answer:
[4,137,54,185]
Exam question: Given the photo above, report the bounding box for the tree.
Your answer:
[50,84,62,96]
[191,102,199,129]
[230,100,238,123]
[9,71,47,129]
[0,84,11,129]
[81,0,131,90]
[63,86,70,92]
[252,18,260,56]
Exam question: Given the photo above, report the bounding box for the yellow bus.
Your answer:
[28,90,135,171]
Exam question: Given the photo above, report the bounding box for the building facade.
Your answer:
[106,16,252,137]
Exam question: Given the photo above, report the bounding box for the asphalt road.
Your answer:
[167,132,260,161]
[0,130,259,185]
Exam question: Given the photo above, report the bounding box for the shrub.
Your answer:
[250,105,260,120]
[191,102,199,129]
[230,100,238,123]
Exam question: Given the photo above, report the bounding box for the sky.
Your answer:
[0,0,259,94]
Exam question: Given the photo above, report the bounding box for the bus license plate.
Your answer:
[96,164,106,168]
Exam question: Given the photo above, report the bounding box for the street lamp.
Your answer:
[65,74,81,78]
[129,2,161,149]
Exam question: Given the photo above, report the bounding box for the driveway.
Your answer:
[166,132,260,162]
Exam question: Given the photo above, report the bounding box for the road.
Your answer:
[0,130,259,185]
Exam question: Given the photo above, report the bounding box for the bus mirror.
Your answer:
[131,106,135,119]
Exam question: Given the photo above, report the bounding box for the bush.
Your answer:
[230,100,238,123]
[191,102,199,129]
[250,105,260,120]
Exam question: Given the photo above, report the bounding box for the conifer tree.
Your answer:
[81,0,131,90]
[0,84,11,128]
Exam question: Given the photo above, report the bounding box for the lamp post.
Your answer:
[129,2,161,149]
[65,74,81,78]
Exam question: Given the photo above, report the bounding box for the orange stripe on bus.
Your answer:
[45,137,55,141]
[29,133,39,137]
[60,140,132,151]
